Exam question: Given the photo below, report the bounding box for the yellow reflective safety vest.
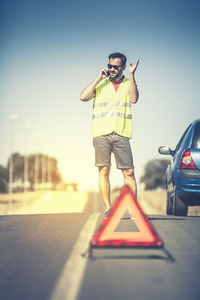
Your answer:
[92,77,132,138]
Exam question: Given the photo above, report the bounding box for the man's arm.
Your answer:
[80,67,108,101]
[129,58,140,104]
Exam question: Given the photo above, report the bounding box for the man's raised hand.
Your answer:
[129,58,140,76]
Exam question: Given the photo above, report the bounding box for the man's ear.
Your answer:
[122,65,126,71]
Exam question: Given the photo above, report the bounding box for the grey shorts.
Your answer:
[93,132,134,170]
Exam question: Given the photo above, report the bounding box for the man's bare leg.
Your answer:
[98,166,111,210]
[122,168,137,201]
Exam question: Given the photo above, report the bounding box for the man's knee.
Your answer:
[99,166,110,177]
[122,168,135,179]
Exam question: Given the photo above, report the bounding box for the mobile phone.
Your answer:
[106,70,110,77]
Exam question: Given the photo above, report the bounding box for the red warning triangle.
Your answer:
[91,185,163,247]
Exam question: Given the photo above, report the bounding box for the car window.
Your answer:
[192,121,200,149]
[175,124,191,153]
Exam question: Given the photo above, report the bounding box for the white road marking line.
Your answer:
[50,212,101,300]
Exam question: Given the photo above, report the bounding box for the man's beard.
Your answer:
[110,71,123,81]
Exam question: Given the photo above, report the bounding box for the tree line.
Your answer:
[140,159,170,190]
[0,152,62,193]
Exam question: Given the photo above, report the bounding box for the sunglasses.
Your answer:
[107,64,123,70]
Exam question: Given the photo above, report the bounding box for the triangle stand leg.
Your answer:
[162,246,175,263]
[82,244,175,263]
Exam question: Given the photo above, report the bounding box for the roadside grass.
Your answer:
[138,190,200,216]
[0,190,199,216]
[138,190,166,215]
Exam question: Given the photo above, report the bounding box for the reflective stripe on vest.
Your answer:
[93,102,131,109]
[93,112,132,119]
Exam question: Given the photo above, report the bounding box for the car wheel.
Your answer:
[173,191,188,216]
[166,191,173,215]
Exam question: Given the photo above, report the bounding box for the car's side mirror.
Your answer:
[158,146,174,156]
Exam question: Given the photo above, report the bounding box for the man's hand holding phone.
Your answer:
[98,67,110,80]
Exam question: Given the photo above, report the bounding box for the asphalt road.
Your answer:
[0,192,200,300]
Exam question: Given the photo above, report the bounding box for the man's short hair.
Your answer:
[108,52,127,66]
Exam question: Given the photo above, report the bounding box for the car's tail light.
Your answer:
[180,149,197,169]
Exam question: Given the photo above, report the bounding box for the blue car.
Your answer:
[158,119,200,216]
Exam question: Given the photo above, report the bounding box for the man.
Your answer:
[80,52,139,217]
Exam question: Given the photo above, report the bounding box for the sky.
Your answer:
[0,0,200,191]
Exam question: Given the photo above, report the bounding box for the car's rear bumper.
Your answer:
[179,169,200,180]
[176,169,200,205]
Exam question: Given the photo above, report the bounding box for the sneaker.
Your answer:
[104,208,111,219]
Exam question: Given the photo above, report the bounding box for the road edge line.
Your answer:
[50,212,101,300]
